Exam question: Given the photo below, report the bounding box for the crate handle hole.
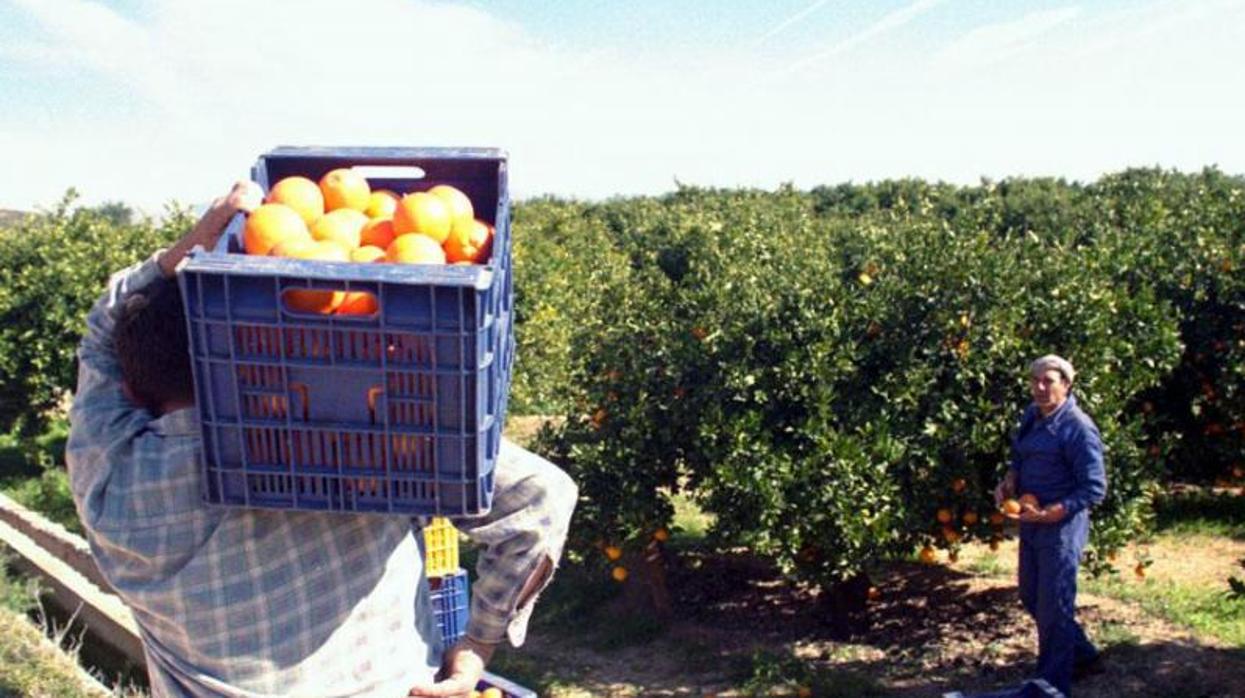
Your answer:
[352,165,426,181]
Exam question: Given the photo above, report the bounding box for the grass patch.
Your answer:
[1091,618,1141,648]
[740,649,892,697]
[1153,489,1245,540]
[963,551,1008,577]
[1083,575,1245,647]
[669,490,714,544]
[0,549,101,698]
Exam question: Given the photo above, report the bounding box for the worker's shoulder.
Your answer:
[498,437,554,467]
[1061,399,1101,437]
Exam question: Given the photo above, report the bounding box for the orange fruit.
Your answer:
[936,508,953,524]
[962,511,979,526]
[366,190,400,219]
[319,168,371,212]
[952,478,967,493]
[604,545,622,561]
[336,247,386,316]
[393,192,452,243]
[386,234,446,265]
[444,219,494,264]
[428,184,474,225]
[480,689,502,698]
[918,546,937,564]
[310,208,368,250]
[797,688,812,698]
[266,176,325,225]
[1134,563,1146,579]
[942,527,961,544]
[866,586,881,601]
[269,237,315,258]
[1002,499,1022,516]
[653,527,670,542]
[275,241,349,313]
[611,566,628,582]
[350,245,386,264]
[244,203,311,256]
[360,217,396,250]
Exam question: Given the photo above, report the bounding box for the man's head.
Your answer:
[115,277,195,414]
[1028,354,1074,416]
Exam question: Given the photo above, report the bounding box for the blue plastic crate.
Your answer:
[178,147,513,516]
[429,569,470,649]
[477,671,537,698]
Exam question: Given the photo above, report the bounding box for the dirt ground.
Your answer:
[503,534,1245,698]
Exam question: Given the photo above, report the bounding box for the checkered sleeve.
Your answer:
[451,439,578,647]
[66,254,167,521]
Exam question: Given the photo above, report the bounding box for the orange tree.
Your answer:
[0,191,189,435]
[523,172,1243,612]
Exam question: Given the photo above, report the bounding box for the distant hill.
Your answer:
[0,209,29,228]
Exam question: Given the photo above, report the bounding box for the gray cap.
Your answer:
[1030,354,1075,384]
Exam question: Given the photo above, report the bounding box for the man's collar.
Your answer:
[153,406,199,437]
[1038,393,1076,428]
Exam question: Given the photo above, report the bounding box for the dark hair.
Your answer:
[115,278,195,411]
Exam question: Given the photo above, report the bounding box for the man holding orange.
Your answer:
[994,355,1107,696]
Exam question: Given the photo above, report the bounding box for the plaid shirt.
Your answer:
[67,256,577,697]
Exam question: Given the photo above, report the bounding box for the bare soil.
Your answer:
[505,536,1245,697]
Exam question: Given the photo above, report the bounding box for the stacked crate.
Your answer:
[423,516,469,649]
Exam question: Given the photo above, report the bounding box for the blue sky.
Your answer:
[1,0,1243,212]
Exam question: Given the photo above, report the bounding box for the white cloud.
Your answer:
[0,0,1243,213]
[929,6,1083,74]
[783,0,949,74]
[752,0,839,48]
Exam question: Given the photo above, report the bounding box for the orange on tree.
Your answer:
[918,546,937,564]
[428,184,474,226]
[942,526,961,544]
[444,219,493,264]
[386,234,446,265]
[273,240,349,313]
[604,545,622,561]
[866,586,881,601]
[311,208,368,250]
[951,478,967,493]
[366,190,400,219]
[319,168,371,212]
[393,192,452,243]
[243,203,311,256]
[936,508,953,524]
[652,527,670,542]
[360,217,396,250]
[1001,498,1022,516]
[265,176,325,225]
[611,566,628,582]
[962,511,979,526]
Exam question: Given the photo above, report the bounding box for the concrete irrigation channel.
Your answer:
[0,493,147,691]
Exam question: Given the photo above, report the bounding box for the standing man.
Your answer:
[994,355,1107,696]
